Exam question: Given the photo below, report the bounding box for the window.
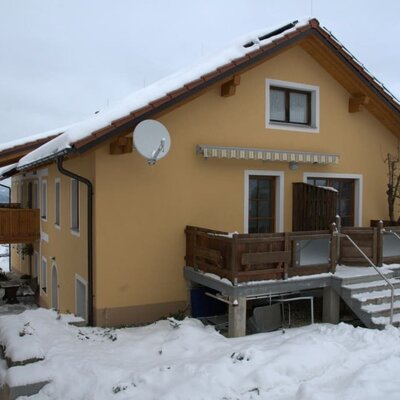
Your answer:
[71,179,79,232]
[41,257,47,293]
[75,275,87,321]
[248,175,276,233]
[266,79,319,132]
[41,180,47,220]
[307,177,355,227]
[55,180,61,227]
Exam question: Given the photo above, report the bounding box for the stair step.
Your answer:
[343,278,400,294]
[351,288,400,305]
[335,270,395,286]
[371,313,400,327]
[361,300,400,316]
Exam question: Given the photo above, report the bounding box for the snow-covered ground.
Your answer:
[1,309,400,399]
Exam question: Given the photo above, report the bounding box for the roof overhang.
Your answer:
[196,145,340,165]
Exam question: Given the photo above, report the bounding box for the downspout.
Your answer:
[56,157,94,326]
[0,183,11,272]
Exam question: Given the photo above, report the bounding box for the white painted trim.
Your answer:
[41,231,49,243]
[40,256,48,295]
[244,170,284,233]
[75,274,88,322]
[51,262,59,310]
[70,179,80,236]
[54,178,61,229]
[265,79,320,133]
[303,172,363,227]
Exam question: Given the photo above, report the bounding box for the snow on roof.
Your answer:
[0,125,67,154]
[16,19,310,169]
[0,163,17,179]
[8,17,400,170]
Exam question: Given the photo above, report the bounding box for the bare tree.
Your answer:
[386,145,400,222]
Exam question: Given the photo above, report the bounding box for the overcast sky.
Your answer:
[0,0,399,144]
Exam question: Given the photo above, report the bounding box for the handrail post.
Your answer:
[377,220,384,267]
[335,215,341,263]
[230,234,239,284]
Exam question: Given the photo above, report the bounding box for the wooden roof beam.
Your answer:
[109,136,133,155]
[220,75,241,97]
[349,94,370,113]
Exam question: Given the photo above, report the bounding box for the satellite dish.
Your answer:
[133,120,171,165]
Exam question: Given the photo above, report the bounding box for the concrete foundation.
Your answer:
[322,286,340,324]
[228,296,247,338]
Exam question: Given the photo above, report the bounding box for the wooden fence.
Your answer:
[0,208,40,244]
[185,226,337,283]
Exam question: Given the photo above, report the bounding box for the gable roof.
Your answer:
[2,18,400,173]
[0,128,62,168]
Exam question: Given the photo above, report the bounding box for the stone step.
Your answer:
[335,270,395,286]
[351,288,400,305]
[371,313,400,327]
[342,278,400,294]
[361,300,400,317]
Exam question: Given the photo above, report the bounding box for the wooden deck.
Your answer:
[0,206,40,244]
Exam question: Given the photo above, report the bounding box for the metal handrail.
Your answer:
[383,229,400,241]
[338,231,395,325]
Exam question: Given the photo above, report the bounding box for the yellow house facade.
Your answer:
[1,19,400,326]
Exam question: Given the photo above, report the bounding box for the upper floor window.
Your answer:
[70,179,79,233]
[55,179,61,227]
[266,79,319,133]
[41,180,47,220]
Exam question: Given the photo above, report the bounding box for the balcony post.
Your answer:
[228,296,247,337]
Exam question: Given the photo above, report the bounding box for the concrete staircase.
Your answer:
[333,269,400,328]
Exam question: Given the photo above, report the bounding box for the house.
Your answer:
[0,18,399,330]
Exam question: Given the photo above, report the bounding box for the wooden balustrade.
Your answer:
[0,208,40,244]
[185,226,337,283]
[186,224,400,283]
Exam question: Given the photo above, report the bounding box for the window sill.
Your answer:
[54,224,61,231]
[70,228,80,238]
[267,121,319,133]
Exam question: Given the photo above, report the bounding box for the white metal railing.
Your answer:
[383,229,400,241]
[333,223,395,325]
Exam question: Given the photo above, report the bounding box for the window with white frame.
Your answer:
[75,275,87,321]
[41,180,47,220]
[41,257,47,293]
[70,179,79,232]
[266,79,319,132]
[55,179,61,227]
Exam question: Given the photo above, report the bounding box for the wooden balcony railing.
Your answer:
[185,226,338,283]
[185,225,400,283]
[0,207,40,244]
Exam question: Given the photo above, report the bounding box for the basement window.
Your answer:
[266,79,319,133]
